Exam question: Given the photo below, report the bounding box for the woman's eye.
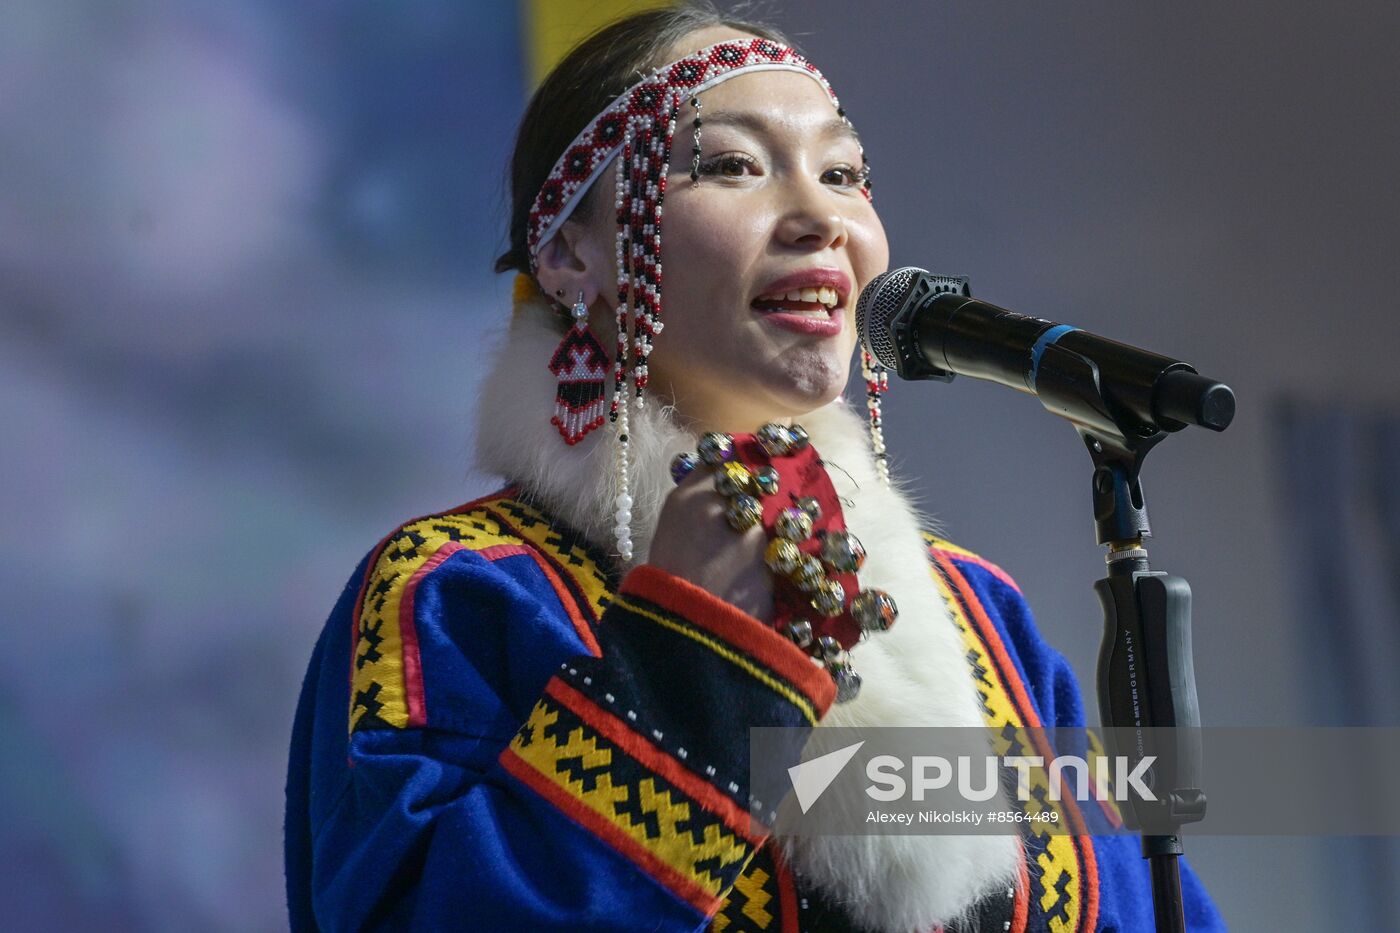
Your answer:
[697,154,757,177]
[822,165,867,187]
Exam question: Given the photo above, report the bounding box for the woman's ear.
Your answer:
[534,213,610,310]
[536,164,620,310]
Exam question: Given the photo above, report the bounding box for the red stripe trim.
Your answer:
[346,488,522,764]
[1078,836,1100,933]
[544,678,762,843]
[768,844,800,933]
[399,542,468,727]
[347,486,522,694]
[499,747,725,917]
[932,552,1100,932]
[620,565,836,714]
[474,543,603,658]
[476,543,531,561]
[932,553,1044,729]
[484,504,605,657]
[929,544,1022,594]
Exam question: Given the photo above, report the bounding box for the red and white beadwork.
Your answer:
[862,348,890,485]
[547,304,610,445]
[526,39,847,264]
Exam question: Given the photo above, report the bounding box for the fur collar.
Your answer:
[473,299,1023,932]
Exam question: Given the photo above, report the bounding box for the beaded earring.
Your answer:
[547,291,610,445]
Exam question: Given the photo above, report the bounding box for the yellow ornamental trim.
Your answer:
[349,502,520,732]
[507,695,753,899]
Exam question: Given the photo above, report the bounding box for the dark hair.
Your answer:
[493,3,792,276]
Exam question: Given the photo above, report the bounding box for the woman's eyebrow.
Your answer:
[699,110,861,144]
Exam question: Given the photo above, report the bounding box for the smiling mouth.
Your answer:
[751,285,842,317]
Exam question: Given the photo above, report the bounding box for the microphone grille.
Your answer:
[856,266,923,370]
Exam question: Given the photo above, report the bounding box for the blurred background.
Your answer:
[2,0,1397,929]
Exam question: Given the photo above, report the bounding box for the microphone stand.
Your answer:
[859,267,1233,929]
[1033,341,1209,933]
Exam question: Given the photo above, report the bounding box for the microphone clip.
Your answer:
[885,273,969,382]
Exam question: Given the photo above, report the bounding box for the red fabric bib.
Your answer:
[727,434,863,651]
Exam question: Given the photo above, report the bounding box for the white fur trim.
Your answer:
[473,299,1024,931]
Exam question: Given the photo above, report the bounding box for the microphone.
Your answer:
[856,267,1235,434]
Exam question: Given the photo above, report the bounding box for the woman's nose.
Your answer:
[775,178,848,251]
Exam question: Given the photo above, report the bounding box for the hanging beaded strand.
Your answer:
[626,114,650,407]
[613,385,634,561]
[633,93,679,404]
[610,117,638,561]
[611,118,636,426]
[862,348,890,485]
[689,95,703,186]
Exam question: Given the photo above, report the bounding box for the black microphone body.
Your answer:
[856,267,1234,434]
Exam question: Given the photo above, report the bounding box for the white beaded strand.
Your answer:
[613,393,633,561]
[610,118,637,562]
[862,349,891,486]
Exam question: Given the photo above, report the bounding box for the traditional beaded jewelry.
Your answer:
[689,95,703,186]
[613,386,634,562]
[526,39,870,561]
[676,423,898,703]
[547,291,609,445]
[861,348,891,485]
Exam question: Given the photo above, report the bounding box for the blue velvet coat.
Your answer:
[285,488,1224,931]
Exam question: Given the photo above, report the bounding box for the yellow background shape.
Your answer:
[523,0,675,88]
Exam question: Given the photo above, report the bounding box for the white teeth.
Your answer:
[758,285,841,308]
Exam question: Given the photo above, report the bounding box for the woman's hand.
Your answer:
[645,467,775,622]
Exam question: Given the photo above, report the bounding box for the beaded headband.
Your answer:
[526,38,849,264]
[526,38,876,561]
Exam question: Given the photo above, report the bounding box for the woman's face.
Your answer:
[551,28,890,433]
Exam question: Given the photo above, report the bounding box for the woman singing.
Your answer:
[285,6,1224,931]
